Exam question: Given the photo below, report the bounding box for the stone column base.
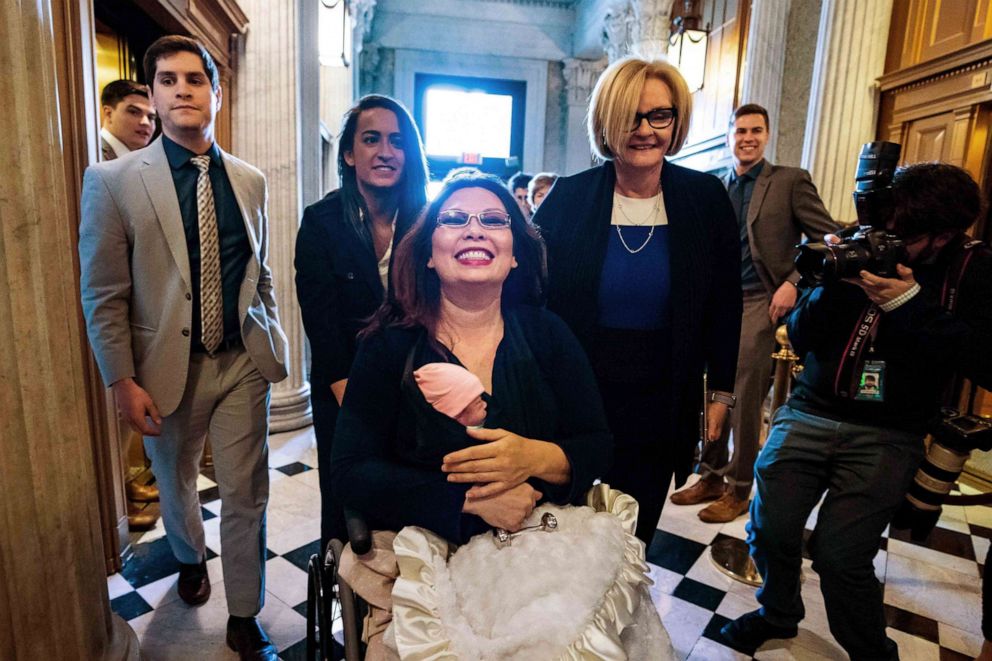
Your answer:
[270,384,313,432]
[102,614,141,661]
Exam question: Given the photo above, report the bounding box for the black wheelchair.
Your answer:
[306,510,372,661]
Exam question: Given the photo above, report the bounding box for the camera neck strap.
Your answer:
[940,234,983,314]
[834,233,983,400]
[835,303,882,399]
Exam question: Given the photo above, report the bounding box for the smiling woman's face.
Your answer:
[428,187,517,294]
[344,107,406,191]
[620,76,673,173]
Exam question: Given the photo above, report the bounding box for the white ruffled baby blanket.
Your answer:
[389,485,674,660]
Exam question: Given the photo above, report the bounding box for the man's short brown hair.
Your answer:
[142,35,219,91]
[730,103,770,130]
[101,79,148,108]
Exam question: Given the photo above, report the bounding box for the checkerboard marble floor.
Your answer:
[108,426,989,660]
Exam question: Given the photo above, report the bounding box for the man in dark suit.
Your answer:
[80,36,287,660]
[99,79,156,161]
[671,104,837,523]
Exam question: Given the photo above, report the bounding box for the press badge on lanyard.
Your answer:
[855,360,885,401]
[836,303,885,402]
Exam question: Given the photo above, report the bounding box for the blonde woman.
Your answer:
[533,57,742,543]
[527,171,558,212]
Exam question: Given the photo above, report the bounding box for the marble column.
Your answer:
[740,0,792,163]
[563,57,607,173]
[233,0,312,431]
[0,2,138,658]
[352,0,378,100]
[631,0,670,60]
[801,0,893,223]
[602,2,636,63]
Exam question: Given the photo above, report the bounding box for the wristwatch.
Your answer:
[708,391,737,409]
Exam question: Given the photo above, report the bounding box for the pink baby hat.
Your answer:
[413,363,485,419]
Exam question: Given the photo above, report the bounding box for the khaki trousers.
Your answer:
[699,289,777,499]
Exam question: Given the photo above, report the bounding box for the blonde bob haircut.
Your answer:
[588,56,692,162]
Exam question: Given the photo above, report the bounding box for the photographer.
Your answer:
[720,161,992,660]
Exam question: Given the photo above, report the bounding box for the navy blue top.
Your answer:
[597,224,671,330]
[727,160,764,291]
[163,134,250,351]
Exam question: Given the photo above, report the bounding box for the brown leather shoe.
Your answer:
[126,502,158,531]
[698,491,750,523]
[670,476,725,506]
[126,480,160,502]
[227,616,278,660]
[177,559,210,606]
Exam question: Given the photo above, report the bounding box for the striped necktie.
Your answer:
[191,155,223,354]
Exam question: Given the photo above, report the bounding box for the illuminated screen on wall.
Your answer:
[414,73,526,180]
[423,88,513,158]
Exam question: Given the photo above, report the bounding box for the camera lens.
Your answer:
[855,142,901,194]
[795,244,836,284]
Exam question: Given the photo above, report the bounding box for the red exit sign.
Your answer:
[460,152,482,165]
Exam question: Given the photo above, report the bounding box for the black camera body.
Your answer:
[891,408,992,540]
[795,227,905,284]
[795,142,906,285]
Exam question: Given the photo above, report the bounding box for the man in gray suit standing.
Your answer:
[80,35,287,660]
[671,104,838,523]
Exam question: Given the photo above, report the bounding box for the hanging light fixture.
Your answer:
[669,0,710,93]
[319,0,352,68]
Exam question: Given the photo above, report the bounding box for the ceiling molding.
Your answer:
[462,0,578,8]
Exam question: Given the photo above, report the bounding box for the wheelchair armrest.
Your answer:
[344,507,372,555]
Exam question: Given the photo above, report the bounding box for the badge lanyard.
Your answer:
[834,303,883,400]
[832,235,981,402]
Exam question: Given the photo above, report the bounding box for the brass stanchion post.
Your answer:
[710,325,801,587]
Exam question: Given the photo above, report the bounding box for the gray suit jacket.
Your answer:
[724,161,838,293]
[79,136,288,417]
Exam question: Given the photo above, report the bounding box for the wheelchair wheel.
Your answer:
[305,539,366,661]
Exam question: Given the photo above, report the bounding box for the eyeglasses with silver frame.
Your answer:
[436,209,513,229]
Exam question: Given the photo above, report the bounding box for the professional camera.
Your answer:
[890,408,992,541]
[795,141,906,285]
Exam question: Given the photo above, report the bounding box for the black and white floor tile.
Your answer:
[108,427,989,659]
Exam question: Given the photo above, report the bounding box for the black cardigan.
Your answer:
[329,306,614,545]
[533,160,742,483]
[295,190,403,389]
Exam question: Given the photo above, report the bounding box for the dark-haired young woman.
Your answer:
[295,95,428,548]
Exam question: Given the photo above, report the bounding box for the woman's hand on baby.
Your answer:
[462,482,542,532]
[442,427,535,498]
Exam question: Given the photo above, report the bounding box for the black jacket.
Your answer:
[295,190,401,389]
[533,160,742,482]
[788,236,992,433]
[330,306,613,545]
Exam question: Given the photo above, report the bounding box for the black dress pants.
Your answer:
[592,327,675,545]
[311,385,347,550]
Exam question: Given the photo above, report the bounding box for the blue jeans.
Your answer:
[747,405,924,661]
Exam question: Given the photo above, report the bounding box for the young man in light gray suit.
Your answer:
[671,104,838,523]
[79,36,287,660]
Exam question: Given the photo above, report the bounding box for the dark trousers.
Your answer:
[312,386,347,551]
[748,405,923,660]
[605,442,675,544]
[598,374,675,544]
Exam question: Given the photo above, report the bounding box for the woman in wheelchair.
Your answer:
[326,169,671,659]
[331,167,612,544]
